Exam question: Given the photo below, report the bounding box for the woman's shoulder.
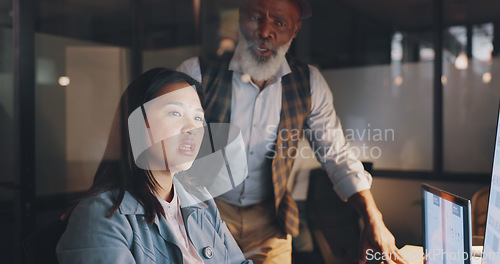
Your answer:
[71,190,142,222]
[62,190,136,244]
[75,190,120,212]
[57,191,138,262]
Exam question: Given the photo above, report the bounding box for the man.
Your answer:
[178,0,408,263]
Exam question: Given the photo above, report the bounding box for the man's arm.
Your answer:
[305,66,408,264]
[348,190,408,264]
[304,65,372,200]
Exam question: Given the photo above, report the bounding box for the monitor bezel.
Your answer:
[480,101,500,264]
[422,183,472,264]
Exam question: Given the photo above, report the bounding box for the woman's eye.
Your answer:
[168,111,181,117]
[194,116,204,122]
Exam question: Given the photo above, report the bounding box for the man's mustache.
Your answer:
[246,38,278,55]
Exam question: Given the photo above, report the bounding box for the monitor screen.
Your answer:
[482,105,500,264]
[422,184,472,264]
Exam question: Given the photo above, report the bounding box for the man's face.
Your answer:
[239,0,302,61]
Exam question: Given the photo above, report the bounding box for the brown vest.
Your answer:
[198,53,311,236]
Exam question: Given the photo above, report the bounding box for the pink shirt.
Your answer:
[157,187,204,264]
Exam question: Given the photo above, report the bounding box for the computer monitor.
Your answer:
[422,184,472,264]
[481,104,500,264]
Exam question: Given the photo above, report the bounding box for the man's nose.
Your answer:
[257,19,273,40]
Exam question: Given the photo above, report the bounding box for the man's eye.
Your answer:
[276,21,285,27]
[168,111,181,117]
[250,15,260,21]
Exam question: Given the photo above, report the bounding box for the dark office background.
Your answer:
[1,0,500,263]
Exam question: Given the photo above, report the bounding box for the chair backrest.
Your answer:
[471,186,490,237]
[22,220,67,264]
[306,174,357,263]
[305,162,372,264]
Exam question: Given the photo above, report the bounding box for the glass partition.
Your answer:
[0,1,15,262]
[35,0,132,196]
[443,24,500,174]
[322,47,434,170]
[35,36,130,195]
[0,1,14,202]
[294,0,436,171]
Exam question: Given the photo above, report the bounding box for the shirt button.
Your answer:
[241,73,251,83]
[249,151,254,155]
[203,246,213,259]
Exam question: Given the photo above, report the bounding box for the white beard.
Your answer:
[235,32,292,82]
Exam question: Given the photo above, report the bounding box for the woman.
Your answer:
[57,68,251,264]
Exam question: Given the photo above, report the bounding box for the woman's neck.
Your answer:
[151,170,174,202]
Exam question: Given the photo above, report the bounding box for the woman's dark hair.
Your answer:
[68,68,203,224]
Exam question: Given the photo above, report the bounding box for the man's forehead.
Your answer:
[240,0,301,18]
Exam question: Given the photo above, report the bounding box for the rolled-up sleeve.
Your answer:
[56,194,136,264]
[305,66,372,201]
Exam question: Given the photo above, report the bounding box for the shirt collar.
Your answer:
[118,177,208,215]
[173,176,209,209]
[155,185,179,212]
[118,191,145,215]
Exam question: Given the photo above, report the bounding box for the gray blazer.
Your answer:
[56,187,251,264]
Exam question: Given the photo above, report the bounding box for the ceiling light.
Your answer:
[454,52,468,70]
[482,72,492,84]
[58,76,70,86]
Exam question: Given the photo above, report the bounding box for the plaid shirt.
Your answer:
[198,53,311,237]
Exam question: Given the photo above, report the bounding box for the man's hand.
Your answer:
[358,212,408,264]
[348,190,409,264]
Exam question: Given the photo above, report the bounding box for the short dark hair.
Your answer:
[69,68,203,224]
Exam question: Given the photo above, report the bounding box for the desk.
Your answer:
[399,245,424,264]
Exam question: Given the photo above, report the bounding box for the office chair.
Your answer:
[305,162,372,264]
[22,219,67,264]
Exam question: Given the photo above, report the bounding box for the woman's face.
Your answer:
[143,82,205,174]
